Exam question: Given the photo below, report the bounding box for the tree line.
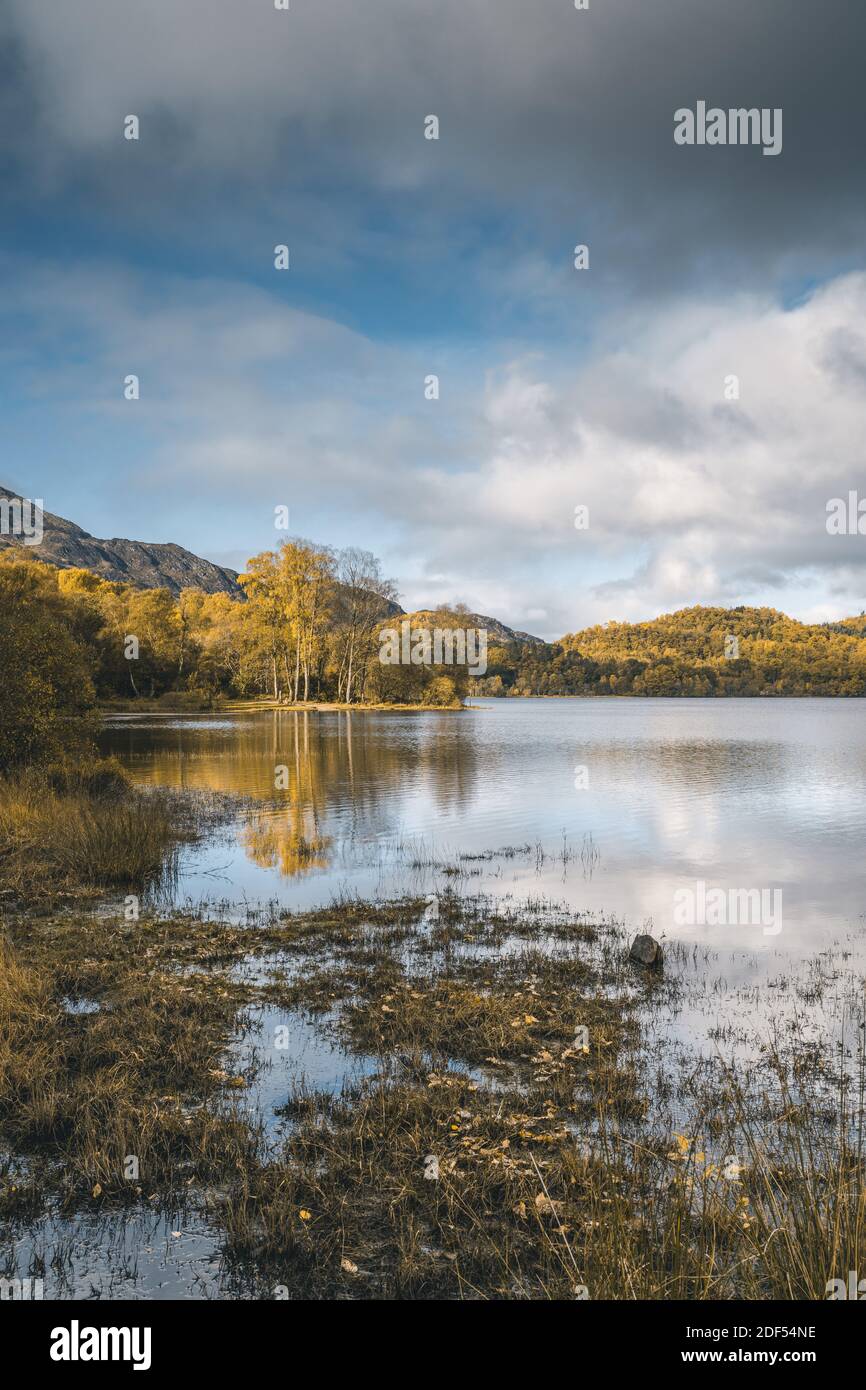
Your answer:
[0,539,475,767]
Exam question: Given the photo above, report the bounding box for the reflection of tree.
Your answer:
[241,711,331,877]
[241,807,330,877]
[102,707,482,877]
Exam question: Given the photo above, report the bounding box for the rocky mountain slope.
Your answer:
[400,609,544,647]
[1,485,241,597]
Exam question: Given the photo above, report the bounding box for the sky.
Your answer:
[1,0,865,639]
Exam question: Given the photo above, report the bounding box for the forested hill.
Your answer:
[475,606,866,697]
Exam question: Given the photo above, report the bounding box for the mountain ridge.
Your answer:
[0,486,544,646]
[0,484,242,598]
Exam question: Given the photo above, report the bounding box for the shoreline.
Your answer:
[98,698,468,715]
[95,691,864,719]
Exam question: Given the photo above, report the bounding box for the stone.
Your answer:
[629,933,663,968]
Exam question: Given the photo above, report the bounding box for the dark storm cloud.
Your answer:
[2,0,865,299]
[2,1,865,633]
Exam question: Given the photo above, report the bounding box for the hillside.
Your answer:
[399,608,544,648]
[473,605,866,697]
[0,485,242,598]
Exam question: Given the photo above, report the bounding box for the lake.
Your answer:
[100,697,866,962]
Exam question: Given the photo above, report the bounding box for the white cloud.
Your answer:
[6,258,866,637]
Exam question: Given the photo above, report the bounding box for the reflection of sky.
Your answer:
[102,698,866,961]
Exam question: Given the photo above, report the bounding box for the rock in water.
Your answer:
[629,934,663,968]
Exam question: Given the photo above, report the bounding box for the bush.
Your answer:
[157,690,222,711]
[422,674,462,707]
[42,755,130,799]
[0,773,178,895]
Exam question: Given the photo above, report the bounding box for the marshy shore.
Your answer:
[1,775,863,1299]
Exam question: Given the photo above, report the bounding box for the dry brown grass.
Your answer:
[0,765,180,898]
[0,889,862,1299]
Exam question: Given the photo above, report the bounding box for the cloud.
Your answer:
[366,271,866,632]
[4,0,866,301]
[7,258,866,636]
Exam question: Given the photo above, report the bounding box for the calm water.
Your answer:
[101,698,866,959]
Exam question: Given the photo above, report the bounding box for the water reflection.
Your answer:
[100,699,866,955]
[101,709,483,884]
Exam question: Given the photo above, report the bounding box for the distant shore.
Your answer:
[96,691,863,717]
